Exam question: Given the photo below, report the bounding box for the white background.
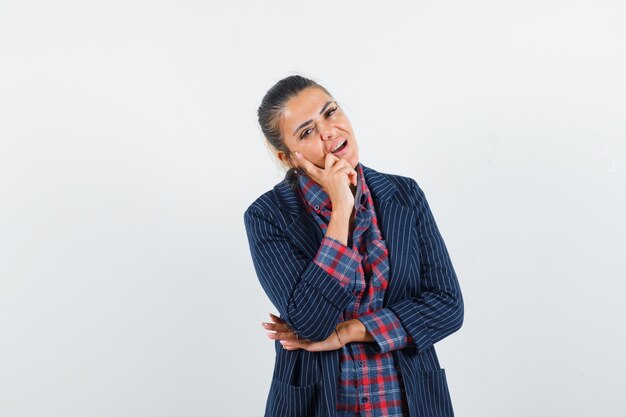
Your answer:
[1,1,625,416]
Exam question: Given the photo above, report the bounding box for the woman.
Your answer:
[244,75,464,417]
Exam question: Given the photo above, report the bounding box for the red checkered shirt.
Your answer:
[295,163,414,417]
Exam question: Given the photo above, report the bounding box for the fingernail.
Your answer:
[261,322,269,327]
[295,152,301,159]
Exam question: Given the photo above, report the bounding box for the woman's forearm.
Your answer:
[337,319,374,343]
[324,205,353,245]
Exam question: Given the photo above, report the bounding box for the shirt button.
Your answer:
[314,204,320,211]
[355,291,361,296]
[362,397,369,403]
[358,361,365,367]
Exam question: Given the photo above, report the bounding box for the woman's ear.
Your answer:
[276,150,293,169]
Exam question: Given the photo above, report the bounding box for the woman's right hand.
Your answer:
[292,151,357,214]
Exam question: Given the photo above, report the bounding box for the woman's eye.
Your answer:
[325,106,338,118]
[300,127,313,139]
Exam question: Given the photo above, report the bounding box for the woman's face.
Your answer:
[277,87,359,170]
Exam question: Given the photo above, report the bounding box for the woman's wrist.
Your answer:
[337,319,374,344]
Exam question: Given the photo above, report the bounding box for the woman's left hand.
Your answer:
[262,313,345,352]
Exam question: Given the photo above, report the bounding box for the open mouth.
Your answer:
[331,139,348,154]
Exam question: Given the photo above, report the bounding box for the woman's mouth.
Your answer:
[331,139,348,154]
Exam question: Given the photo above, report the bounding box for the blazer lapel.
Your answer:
[273,179,324,260]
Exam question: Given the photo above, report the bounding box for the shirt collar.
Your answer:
[296,162,369,212]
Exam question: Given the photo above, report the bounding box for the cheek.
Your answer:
[300,145,326,166]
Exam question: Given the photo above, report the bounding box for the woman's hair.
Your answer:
[257,75,332,169]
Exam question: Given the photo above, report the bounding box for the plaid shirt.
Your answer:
[296,163,413,417]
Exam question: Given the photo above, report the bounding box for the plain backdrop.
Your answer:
[1,1,625,416]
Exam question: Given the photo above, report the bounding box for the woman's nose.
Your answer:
[318,122,334,141]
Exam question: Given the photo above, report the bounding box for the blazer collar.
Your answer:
[273,163,400,215]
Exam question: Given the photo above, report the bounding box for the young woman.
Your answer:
[244,75,464,417]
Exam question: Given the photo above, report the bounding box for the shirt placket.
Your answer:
[352,203,375,415]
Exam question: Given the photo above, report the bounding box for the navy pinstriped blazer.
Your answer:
[244,164,464,417]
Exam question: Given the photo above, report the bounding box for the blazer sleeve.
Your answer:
[244,205,355,341]
[387,179,464,353]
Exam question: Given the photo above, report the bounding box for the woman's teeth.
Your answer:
[331,139,347,153]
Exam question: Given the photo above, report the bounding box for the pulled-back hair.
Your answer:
[257,75,333,185]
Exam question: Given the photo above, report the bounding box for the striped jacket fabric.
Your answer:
[244,164,464,417]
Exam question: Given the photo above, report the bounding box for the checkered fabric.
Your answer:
[296,163,413,417]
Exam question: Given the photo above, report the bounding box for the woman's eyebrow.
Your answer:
[318,100,335,115]
[292,100,336,136]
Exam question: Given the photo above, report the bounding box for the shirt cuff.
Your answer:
[313,236,363,288]
[358,308,411,353]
